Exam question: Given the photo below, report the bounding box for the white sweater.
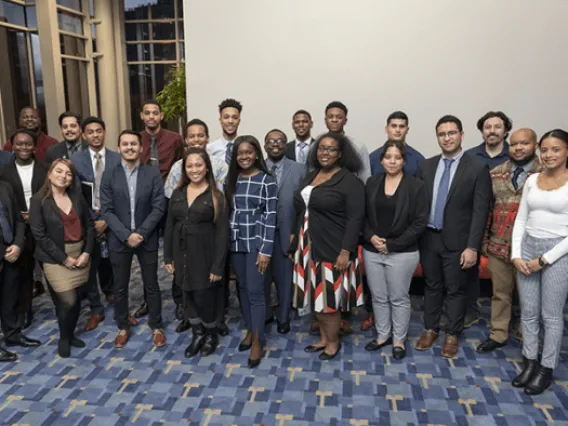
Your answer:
[511,173,568,264]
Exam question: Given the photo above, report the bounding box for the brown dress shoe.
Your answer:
[114,329,130,348]
[415,329,439,351]
[152,329,166,347]
[128,315,138,326]
[441,335,459,358]
[84,314,105,332]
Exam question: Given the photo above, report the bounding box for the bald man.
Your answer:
[3,107,58,161]
[477,129,541,353]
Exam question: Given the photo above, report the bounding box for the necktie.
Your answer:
[432,158,454,230]
[94,153,103,210]
[0,198,14,245]
[68,142,78,156]
[512,167,523,190]
[225,142,234,165]
[297,141,308,164]
[150,136,159,167]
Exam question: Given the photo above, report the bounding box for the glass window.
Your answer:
[129,63,153,129]
[178,42,184,61]
[177,0,184,18]
[125,23,150,41]
[57,0,82,10]
[60,34,86,57]
[127,42,177,62]
[0,28,32,137]
[178,20,184,39]
[31,33,46,133]
[62,59,90,118]
[151,1,174,19]
[26,6,37,28]
[125,0,149,20]
[0,1,26,27]
[151,22,176,41]
[58,11,83,35]
[89,0,94,17]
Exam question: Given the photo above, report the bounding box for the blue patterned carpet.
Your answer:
[2,252,568,425]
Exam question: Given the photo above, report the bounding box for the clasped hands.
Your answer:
[64,252,90,270]
[512,257,547,276]
[370,235,388,255]
[127,232,144,248]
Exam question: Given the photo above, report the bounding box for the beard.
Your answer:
[269,153,284,162]
[511,153,535,167]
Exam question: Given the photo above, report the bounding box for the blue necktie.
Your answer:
[0,198,14,245]
[512,167,523,190]
[433,158,454,230]
[225,142,233,165]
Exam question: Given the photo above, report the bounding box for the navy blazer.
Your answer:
[270,157,306,253]
[45,140,89,163]
[100,162,165,252]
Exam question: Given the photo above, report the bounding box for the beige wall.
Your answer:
[184,0,568,157]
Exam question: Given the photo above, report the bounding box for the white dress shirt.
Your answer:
[15,161,34,210]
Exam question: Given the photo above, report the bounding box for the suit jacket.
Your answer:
[28,190,95,264]
[70,148,121,213]
[270,157,305,253]
[100,162,165,252]
[417,153,492,252]
[0,158,48,212]
[0,151,13,165]
[363,173,429,253]
[0,181,26,253]
[45,140,88,163]
[285,138,314,162]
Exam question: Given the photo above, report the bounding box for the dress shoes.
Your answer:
[5,334,41,348]
[185,329,206,358]
[0,347,18,362]
[304,344,326,353]
[84,314,105,332]
[441,335,459,359]
[277,322,290,334]
[365,337,393,352]
[512,357,538,388]
[70,337,86,348]
[218,323,229,336]
[393,345,406,360]
[58,339,71,358]
[415,330,439,351]
[200,334,218,357]
[264,316,275,325]
[525,364,553,395]
[238,339,252,352]
[319,343,342,361]
[248,357,261,368]
[114,329,130,348]
[476,338,507,353]
[176,320,191,333]
[133,302,149,318]
[128,315,138,327]
[175,304,184,321]
[152,329,166,347]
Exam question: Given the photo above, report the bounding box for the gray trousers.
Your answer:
[518,234,568,368]
[362,249,419,344]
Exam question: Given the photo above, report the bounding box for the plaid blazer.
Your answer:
[484,157,542,261]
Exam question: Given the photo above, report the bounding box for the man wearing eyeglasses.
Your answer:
[414,115,491,359]
[264,129,305,333]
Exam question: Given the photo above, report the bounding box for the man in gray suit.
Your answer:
[264,129,305,333]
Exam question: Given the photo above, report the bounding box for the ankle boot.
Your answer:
[58,339,71,358]
[200,328,218,356]
[525,364,553,395]
[512,357,538,388]
[184,325,206,358]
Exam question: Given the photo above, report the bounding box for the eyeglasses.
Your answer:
[266,138,285,146]
[317,145,339,153]
[437,130,460,138]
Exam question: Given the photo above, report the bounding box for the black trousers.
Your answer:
[466,257,480,314]
[185,286,218,329]
[17,226,35,317]
[80,240,112,315]
[0,259,22,340]
[420,230,473,336]
[110,248,163,330]
[172,275,183,306]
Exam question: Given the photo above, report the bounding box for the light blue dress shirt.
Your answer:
[428,150,465,228]
[122,162,139,231]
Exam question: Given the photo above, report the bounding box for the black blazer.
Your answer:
[290,168,365,262]
[0,158,48,212]
[0,181,26,251]
[29,191,95,264]
[44,140,88,164]
[364,173,429,253]
[285,138,314,162]
[417,153,492,251]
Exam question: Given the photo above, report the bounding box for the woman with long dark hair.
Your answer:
[164,148,228,358]
[291,132,365,360]
[511,129,568,395]
[225,135,277,368]
[29,159,94,358]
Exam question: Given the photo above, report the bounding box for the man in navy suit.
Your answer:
[264,129,305,333]
[100,130,165,349]
[71,117,121,331]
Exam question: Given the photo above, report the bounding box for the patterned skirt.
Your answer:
[292,215,363,316]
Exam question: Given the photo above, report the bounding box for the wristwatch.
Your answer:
[538,256,547,267]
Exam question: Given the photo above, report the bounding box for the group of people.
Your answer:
[0,100,567,396]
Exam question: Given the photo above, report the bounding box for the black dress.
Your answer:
[164,186,228,291]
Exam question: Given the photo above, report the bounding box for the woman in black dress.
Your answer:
[164,148,229,358]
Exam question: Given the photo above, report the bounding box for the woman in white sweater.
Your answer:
[510,128,568,395]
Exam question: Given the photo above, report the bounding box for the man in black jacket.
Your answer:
[415,115,492,359]
[0,179,41,362]
[44,112,88,163]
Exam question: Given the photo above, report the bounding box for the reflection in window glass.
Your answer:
[125,23,150,41]
[57,0,82,11]
[31,33,47,133]
[177,0,184,18]
[152,22,176,41]
[129,64,153,130]
[62,59,90,118]
[178,20,184,40]
[179,42,184,62]
[58,11,83,35]
[124,0,149,20]
[60,34,85,57]
[127,42,177,62]
[26,6,37,28]
[151,1,174,19]
[0,1,26,27]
